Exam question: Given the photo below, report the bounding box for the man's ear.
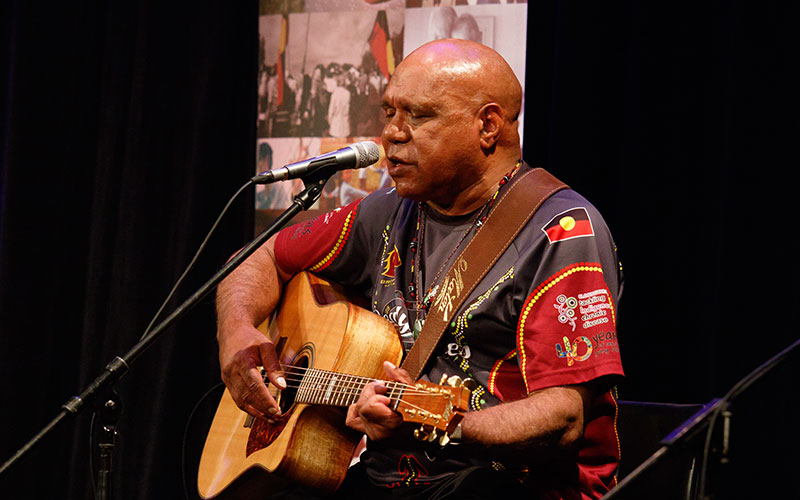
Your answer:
[478,103,504,149]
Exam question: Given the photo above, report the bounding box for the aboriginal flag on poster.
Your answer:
[369,10,394,80]
[275,14,288,107]
[542,207,595,244]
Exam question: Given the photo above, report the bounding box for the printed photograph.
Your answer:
[257,1,404,139]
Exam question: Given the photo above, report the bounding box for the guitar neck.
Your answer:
[293,367,404,410]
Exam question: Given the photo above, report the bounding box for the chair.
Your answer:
[605,400,707,500]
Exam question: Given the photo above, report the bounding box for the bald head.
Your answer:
[400,39,523,126]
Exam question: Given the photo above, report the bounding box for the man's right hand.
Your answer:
[218,320,286,420]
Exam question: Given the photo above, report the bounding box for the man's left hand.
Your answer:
[345,361,413,441]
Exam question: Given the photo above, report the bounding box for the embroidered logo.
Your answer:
[432,256,467,322]
[309,203,359,271]
[578,289,612,329]
[445,342,471,359]
[541,207,595,244]
[381,245,402,278]
[554,294,578,331]
[322,207,342,224]
[380,298,414,351]
[555,336,593,366]
[389,454,429,488]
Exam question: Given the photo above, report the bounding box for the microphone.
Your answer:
[252,141,381,184]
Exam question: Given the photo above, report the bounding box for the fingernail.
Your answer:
[276,376,286,389]
[384,361,396,369]
[267,407,278,415]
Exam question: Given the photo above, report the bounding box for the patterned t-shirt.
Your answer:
[274,164,625,499]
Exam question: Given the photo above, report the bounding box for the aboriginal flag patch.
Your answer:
[542,207,594,244]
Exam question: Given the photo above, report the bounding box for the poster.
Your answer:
[256,0,528,232]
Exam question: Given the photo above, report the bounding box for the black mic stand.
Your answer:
[0,173,332,499]
[94,388,121,500]
[603,336,800,500]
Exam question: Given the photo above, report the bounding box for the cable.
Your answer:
[89,411,97,497]
[140,179,254,341]
[86,179,253,498]
[182,382,224,500]
[695,337,800,499]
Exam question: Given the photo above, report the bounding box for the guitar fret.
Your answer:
[345,374,355,405]
[388,381,404,411]
[297,369,307,403]
[386,381,396,409]
[334,374,347,406]
[331,374,340,406]
[347,374,364,405]
[324,373,338,404]
[311,369,323,404]
[352,375,364,405]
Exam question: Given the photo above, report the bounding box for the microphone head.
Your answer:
[350,141,381,169]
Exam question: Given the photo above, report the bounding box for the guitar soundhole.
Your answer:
[278,354,308,414]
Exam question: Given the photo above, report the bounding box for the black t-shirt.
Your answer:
[275,163,624,497]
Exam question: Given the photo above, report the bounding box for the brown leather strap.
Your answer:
[401,167,568,380]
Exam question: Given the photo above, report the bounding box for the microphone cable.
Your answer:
[695,337,800,499]
[140,179,255,341]
[88,178,255,500]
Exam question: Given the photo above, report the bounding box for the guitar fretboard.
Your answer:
[294,368,404,410]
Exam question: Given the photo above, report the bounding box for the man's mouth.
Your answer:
[386,155,412,167]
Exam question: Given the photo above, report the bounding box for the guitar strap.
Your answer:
[400,166,568,380]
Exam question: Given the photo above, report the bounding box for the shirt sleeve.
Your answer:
[515,203,624,393]
[274,198,364,275]
[273,188,398,294]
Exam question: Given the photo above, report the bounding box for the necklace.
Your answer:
[405,161,521,328]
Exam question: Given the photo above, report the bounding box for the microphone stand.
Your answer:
[0,174,331,499]
[603,336,800,500]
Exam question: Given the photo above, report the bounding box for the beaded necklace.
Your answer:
[405,161,521,330]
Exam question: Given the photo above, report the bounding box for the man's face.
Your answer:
[380,61,482,208]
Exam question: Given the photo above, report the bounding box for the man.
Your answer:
[216,39,624,498]
[327,72,351,138]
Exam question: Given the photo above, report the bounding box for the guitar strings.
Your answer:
[267,370,453,422]
[279,366,443,396]
[276,373,439,397]
[261,364,451,398]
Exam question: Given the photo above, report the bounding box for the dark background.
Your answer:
[1,1,797,499]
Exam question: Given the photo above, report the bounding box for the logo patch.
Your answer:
[578,289,612,329]
[554,294,578,331]
[555,336,593,366]
[380,297,414,350]
[381,245,402,278]
[542,207,594,244]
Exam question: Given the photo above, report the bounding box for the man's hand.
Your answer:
[218,320,286,420]
[345,361,413,441]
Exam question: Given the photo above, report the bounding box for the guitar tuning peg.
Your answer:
[427,428,439,443]
[439,433,451,446]
[446,375,463,388]
[439,374,449,385]
[414,425,431,442]
[462,377,478,391]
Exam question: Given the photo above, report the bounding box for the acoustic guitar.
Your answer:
[197,272,471,498]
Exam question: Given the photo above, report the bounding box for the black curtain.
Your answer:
[1,1,257,499]
[0,1,796,499]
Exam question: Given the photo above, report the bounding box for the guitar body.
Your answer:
[197,272,403,498]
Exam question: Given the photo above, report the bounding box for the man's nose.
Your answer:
[382,117,410,143]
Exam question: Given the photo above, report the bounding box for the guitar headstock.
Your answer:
[394,374,474,447]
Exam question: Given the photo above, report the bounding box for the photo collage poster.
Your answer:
[255,0,528,232]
